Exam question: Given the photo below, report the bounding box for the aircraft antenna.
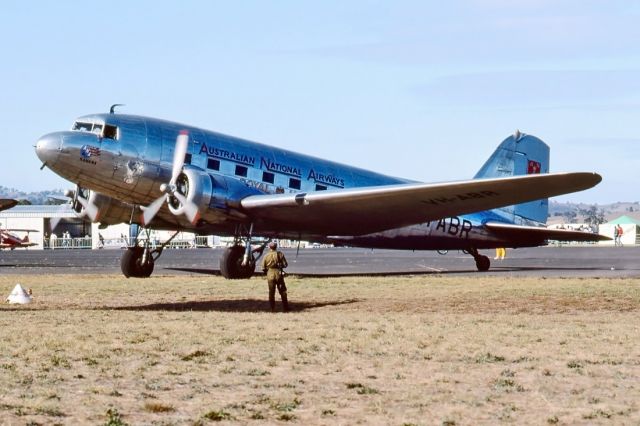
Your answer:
[109,104,125,114]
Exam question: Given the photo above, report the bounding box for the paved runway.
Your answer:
[0,246,638,278]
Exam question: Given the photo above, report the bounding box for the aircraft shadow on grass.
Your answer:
[109,298,360,313]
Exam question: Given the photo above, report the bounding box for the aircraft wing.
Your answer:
[0,242,37,249]
[0,199,18,212]
[484,222,611,243]
[240,172,601,236]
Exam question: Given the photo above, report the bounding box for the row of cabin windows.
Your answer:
[205,158,328,191]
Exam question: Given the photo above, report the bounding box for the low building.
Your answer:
[0,205,210,250]
[599,215,640,246]
[0,204,88,249]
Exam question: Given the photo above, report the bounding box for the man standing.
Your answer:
[261,241,290,312]
[615,224,624,246]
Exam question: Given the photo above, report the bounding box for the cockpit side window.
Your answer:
[103,124,118,140]
[72,121,93,132]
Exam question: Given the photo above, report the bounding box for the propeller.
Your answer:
[49,188,99,231]
[75,191,99,222]
[140,131,200,226]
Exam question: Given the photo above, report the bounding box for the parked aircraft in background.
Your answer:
[0,228,38,250]
[35,108,606,278]
[0,201,38,249]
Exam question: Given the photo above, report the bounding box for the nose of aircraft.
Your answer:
[35,133,63,165]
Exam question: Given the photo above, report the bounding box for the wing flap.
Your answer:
[485,222,611,243]
[240,172,601,235]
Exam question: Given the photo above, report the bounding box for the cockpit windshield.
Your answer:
[72,121,94,132]
[71,121,118,140]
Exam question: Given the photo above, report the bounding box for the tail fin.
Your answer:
[22,235,29,243]
[474,131,550,224]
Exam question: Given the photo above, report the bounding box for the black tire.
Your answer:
[121,248,138,278]
[220,245,255,279]
[120,247,154,278]
[475,255,490,272]
[137,256,154,278]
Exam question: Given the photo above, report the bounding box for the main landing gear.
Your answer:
[121,246,155,278]
[467,247,490,272]
[120,229,180,278]
[219,224,268,279]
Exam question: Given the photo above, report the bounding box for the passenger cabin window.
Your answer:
[262,171,274,184]
[289,178,301,190]
[315,184,327,191]
[235,165,248,177]
[207,158,220,171]
[184,153,192,165]
[103,124,118,140]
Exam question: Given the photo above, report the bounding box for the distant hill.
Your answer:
[549,200,640,224]
[0,186,65,205]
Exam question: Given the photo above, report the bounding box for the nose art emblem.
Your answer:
[80,145,101,165]
[80,145,101,158]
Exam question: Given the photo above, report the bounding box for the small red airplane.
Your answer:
[0,199,38,250]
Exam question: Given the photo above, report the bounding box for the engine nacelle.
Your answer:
[71,187,133,225]
[166,169,258,224]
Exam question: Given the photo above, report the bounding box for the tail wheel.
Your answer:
[475,255,490,272]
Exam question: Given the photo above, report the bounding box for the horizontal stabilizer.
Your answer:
[240,172,602,236]
[485,222,611,243]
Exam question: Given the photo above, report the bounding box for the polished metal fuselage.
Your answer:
[35,113,535,249]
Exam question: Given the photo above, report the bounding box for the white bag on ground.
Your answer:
[6,284,32,304]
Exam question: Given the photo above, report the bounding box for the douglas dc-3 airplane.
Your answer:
[35,108,606,278]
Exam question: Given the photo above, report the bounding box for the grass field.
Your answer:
[0,274,639,425]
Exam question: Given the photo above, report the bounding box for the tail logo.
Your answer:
[527,160,541,174]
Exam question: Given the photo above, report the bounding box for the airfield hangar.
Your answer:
[0,205,219,249]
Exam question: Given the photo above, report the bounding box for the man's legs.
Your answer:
[268,279,277,312]
[277,280,290,312]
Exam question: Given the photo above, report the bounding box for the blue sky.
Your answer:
[2,1,638,203]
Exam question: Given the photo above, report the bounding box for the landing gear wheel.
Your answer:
[220,245,255,279]
[121,247,154,278]
[475,255,490,272]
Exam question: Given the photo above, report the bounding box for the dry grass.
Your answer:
[0,274,638,425]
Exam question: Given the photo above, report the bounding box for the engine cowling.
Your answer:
[166,169,257,224]
[167,168,212,218]
[70,187,133,225]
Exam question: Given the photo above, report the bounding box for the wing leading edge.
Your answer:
[240,172,602,236]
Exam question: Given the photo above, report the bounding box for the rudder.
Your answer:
[474,131,550,224]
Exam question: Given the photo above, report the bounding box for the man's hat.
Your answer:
[268,242,277,250]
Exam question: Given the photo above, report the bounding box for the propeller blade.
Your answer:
[76,195,99,222]
[171,131,189,185]
[49,204,67,231]
[140,195,167,227]
[173,192,200,224]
